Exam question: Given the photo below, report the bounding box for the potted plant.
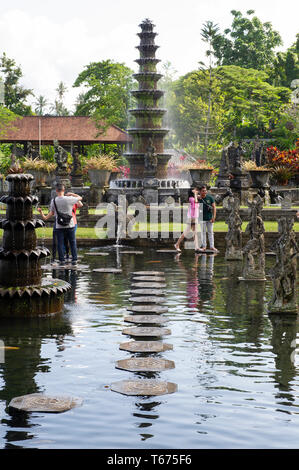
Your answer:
[84,155,118,187]
[242,160,272,188]
[181,159,214,186]
[22,157,56,186]
[270,165,295,186]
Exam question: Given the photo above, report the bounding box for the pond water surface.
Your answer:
[0,247,298,449]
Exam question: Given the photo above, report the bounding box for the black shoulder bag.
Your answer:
[53,197,72,226]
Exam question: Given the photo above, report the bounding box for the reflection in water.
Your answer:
[134,400,161,441]
[270,315,298,398]
[175,253,216,311]
[0,249,299,449]
[0,316,73,447]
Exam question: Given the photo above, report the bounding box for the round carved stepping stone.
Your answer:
[8,394,83,413]
[127,305,168,314]
[93,268,122,273]
[132,276,165,282]
[85,252,109,256]
[130,289,164,296]
[132,271,165,276]
[115,357,175,372]
[266,252,276,256]
[131,282,167,288]
[119,341,173,353]
[120,251,143,254]
[41,263,89,270]
[124,315,169,324]
[129,296,165,304]
[122,326,171,337]
[111,379,177,396]
[156,250,178,253]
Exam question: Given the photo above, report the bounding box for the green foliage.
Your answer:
[0,105,19,137]
[268,105,299,149]
[169,65,291,157]
[211,10,282,70]
[267,34,299,88]
[0,53,33,115]
[0,143,13,174]
[169,69,225,152]
[73,60,134,132]
[215,66,291,137]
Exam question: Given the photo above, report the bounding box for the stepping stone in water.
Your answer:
[120,251,144,254]
[41,263,89,271]
[156,250,179,253]
[265,252,276,256]
[130,289,164,296]
[115,357,175,372]
[111,379,177,396]
[85,252,109,256]
[132,271,165,276]
[127,305,168,314]
[129,296,165,304]
[119,341,173,353]
[8,394,83,413]
[122,326,171,337]
[124,315,169,324]
[131,282,167,288]
[132,276,165,282]
[93,268,122,273]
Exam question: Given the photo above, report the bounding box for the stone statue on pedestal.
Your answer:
[144,138,158,177]
[71,147,83,187]
[241,194,266,280]
[54,140,68,173]
[225,195,243,260]
[268,216,298,314]
[53,140,70,188]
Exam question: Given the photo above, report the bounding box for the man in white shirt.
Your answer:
[38,183,82,266]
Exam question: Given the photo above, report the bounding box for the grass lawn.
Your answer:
[0,220,296,240]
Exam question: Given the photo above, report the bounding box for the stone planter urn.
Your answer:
[109,171,122,183]
[248,170,271,188]
[29,170,47,187]
[189,168,213,187]
[88,169,111,187]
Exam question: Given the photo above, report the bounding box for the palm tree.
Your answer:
[200,21,220,159]
[34,95,48,115]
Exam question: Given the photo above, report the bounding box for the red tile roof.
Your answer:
[0,116,132,144]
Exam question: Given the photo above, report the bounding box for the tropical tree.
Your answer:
[215,66,291,138]
[199,20,220,158]
[169,69,225,155]
[34,95,48,115]
[0,52,33,115]
[73,59,134,132]
[211,10,282,70]
[268,34,299,88]
[0,105,19,138]
[169,66,291,154]
[50,81,69,116]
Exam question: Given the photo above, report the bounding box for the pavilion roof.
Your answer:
[0,116,132,144]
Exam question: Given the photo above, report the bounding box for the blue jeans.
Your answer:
[56,227,77,263]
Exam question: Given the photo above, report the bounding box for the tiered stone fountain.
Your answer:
[0,174,70,317]
[107,18,189,205]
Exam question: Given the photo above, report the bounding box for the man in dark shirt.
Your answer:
[198,184,219,253]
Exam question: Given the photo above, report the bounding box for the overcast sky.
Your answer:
[0,0,298,112]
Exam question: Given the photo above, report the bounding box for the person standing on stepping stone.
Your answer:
[174,187,203,253]
[198,185,219,253]
[38,184,82,266]
[63,194,83,263]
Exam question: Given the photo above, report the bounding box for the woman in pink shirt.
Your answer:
[174,187,203,253]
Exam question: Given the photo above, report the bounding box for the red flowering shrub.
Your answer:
[266,139,299,173]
